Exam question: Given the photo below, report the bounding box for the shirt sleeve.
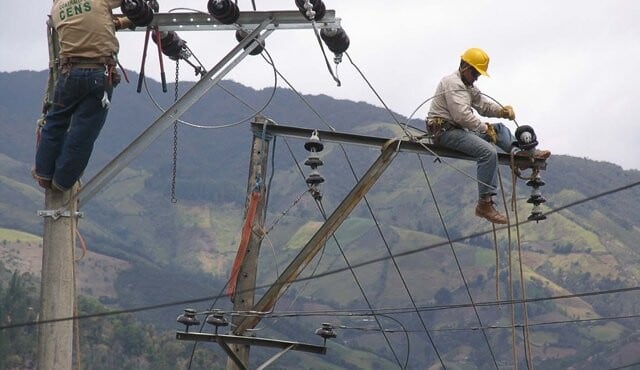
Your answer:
[469,86,502,118]
[443,78,485,132]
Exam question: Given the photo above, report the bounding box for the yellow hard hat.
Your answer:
[461,48,490,76]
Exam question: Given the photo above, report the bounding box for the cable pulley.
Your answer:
[121,0,154,27]
[207,0,240,24]
[235,29,264,55]
[176,308,200,333]
[295,0,326,21]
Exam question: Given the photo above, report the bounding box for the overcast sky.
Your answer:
[4,1,640,170]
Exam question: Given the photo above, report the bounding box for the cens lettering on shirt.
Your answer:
[58,0,92,20]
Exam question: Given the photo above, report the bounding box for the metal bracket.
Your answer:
[37,210,84,220]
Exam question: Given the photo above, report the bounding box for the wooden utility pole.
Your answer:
[227,116,271,370]
[234,138,401,334]
[37,186,78,370]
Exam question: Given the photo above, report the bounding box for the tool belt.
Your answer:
[58,56,121,86]
[426,117,459,142]
[58,56,116,67]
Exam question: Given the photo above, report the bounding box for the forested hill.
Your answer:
[1,70,640,369]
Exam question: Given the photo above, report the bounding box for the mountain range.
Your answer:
[1,70,640,369]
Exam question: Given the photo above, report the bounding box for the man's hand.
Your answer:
[500,105,516,120]
[486,123,497,143]
[114,16,134,31]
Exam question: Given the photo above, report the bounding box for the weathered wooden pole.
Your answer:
[37,186,78,370]
[226,116,271,370]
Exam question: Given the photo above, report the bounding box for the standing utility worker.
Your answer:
[33,0,131,191]
[426,47,550,224]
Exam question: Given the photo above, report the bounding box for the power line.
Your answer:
[417,154,500,369]
[270,46,450,369]
[4,179,639,331]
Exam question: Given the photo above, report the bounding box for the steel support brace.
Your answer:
[234,140,401,334]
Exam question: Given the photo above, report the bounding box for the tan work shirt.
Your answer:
[427,70,503,133]
[51,0,121,59]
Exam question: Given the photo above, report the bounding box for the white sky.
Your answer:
[4,1,640,170]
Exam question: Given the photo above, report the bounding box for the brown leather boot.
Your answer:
[475,198,508,224]
[31,168,51,190]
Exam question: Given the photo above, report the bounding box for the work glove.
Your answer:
[114,16,135,31]
[485,123,497,143]
[500,105,516,120]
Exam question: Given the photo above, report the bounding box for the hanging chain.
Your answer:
[170,60,179,203]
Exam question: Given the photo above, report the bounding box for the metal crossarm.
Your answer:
[250,120,548,169]
[137,10,341,32]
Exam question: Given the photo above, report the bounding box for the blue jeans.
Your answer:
[437,122,516,198]
[35,68,113,191]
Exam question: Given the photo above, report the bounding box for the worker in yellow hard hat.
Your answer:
[426,47,550,224]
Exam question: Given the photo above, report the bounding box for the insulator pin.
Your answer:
[177,308,200,332]
[206,310,229,334]
[528,204,547,222]
[121,0,154,27]
[235,30,264,56]
[515,125,539,151]
[152,31,189,60]
[304,131,324,152]
[295,0,326,21]
[525,173,547,222]
[304,156,323,169]
[306,170,325,185]
[320,28,350,55]
[315,323,337,341]
[208,0,240,24]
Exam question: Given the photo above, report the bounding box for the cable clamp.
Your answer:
[37,209,84,220]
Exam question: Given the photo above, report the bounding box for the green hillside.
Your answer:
[1,70,640,369]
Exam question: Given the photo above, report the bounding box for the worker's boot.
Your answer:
[31,168,51,190]
[475,198,508,224]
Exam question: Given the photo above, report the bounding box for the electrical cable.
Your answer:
[19,183,637,329]
[309,19,341,86]
[417,154,499,369]
[351,163,447,368]
[141,42,279,130]
[344,51,402,126]
[316,199,405,369]
[497,169,521,369]
[336,312,640,333]
[262,66,443,366]
[6,284,640,332]
[264,57,447,368]
[502,168,535,370]
[376,313,411,370]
